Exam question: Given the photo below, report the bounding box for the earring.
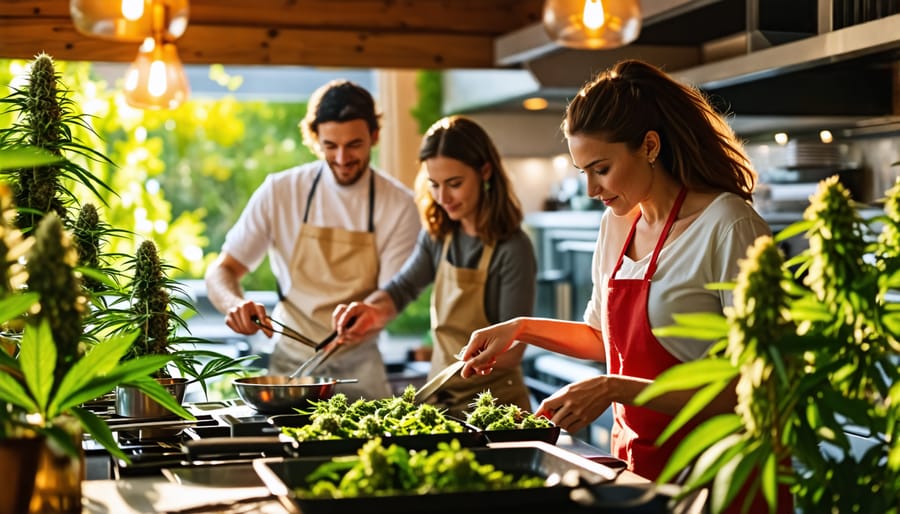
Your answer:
[483,180,491,192]
[648,158,656,169]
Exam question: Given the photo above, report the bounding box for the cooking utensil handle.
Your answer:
[289,343,339,378]
[314,331,337,351]
[251,315,318,349]
[183,436,287,458]
[315,315,357,351]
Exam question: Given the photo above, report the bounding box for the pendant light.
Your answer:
[122,1,189,110]
[70,0,189,42]
[542,0,642,49]
[123,36,190,109]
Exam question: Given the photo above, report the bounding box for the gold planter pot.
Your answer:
[28,416,84,514]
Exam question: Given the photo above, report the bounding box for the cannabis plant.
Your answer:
[73,203,109,295]
[98,239,255,396]
[0,181,35,353]
[637,175,900,513]
[25,212,87,386]
[0,52,113,233]
[0,186,192,459]
[128,240,173,366]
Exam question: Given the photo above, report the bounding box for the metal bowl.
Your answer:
[233,376,358,414]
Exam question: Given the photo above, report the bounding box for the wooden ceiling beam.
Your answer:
[188,0,543,35]
[0,19,498,68]
[0,0,545,68]
[1,0,543,35]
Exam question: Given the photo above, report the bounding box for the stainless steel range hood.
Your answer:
[446,0,900,136]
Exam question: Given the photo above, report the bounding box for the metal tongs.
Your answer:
[251,314,351,378]
[251,314,335,352]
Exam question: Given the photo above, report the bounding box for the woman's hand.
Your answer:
[535,376,615,434]
[460,319,521,378]
[332,301,379,346]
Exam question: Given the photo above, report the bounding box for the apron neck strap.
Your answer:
[303,163,376,233]
[440,231,495,271]
[367,169,375,233]
[613,186,688,278]
[645,186,687,278]
[302,165,325,223]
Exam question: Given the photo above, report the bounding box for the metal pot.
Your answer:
[233,376,358,414]
[115,377,188,418]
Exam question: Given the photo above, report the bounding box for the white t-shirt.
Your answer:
[222,161,420,293]
[584,192,771,363]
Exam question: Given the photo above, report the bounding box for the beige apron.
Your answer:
[428,232,530,417]
[267,164,391,400]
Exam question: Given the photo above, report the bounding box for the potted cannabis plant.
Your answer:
[637,175,900,513]
[0,53,194,513]
[97,239,256,417]
[0,205,192,514]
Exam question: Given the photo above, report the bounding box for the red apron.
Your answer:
[606,187,692,481]
[605,188,793,513]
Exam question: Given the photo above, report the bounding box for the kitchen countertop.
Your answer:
[81,432,648,513]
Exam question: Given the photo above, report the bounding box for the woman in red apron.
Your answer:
[459,60,793,513]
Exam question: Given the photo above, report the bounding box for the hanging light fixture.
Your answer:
[70,0,189,42]
[542,0,642,49]
[123,36,190,109]
[121,1,189,109]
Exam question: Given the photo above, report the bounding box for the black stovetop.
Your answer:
[83,399,284,479]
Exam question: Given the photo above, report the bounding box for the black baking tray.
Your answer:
[268,413,487,457]
[253,440,619,514]
[477,424,562,444]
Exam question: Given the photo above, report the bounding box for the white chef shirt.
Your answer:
[222,161,420,294]
[584,192,771,362]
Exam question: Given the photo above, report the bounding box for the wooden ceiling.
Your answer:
[0,0,546,69]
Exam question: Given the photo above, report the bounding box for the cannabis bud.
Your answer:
[129,239,172,376]
[26,212,86,383]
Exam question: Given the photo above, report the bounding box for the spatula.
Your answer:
[413,358,465,404]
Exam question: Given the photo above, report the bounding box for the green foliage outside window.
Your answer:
[409,70,443,135]
[1,61,440,333]
[0,59,316,292]
[385,285,432,345]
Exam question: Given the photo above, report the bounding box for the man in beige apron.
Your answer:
[267,165,389,399]
[429,233,530,417]
[205,80,419,402]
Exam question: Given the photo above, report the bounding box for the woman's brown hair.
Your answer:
[415,116,523,244]
[564,59,756,201]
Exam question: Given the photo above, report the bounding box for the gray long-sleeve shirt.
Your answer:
[383,227,537,324]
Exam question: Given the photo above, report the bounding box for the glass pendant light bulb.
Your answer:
[582,0,605,30]
[121,0,145,21]
[543,0,642,50]
[70,0,189,42]
[124,37,190,109]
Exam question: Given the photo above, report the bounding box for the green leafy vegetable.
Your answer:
[464,390,553,430]
[281,385,464,441]
[297,438,545,498]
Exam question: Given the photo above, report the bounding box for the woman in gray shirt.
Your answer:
[333,116,537,416]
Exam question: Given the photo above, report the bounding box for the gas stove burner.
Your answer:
[219,413,281,437]
[84,402,285,479]
[117,427,186,444]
